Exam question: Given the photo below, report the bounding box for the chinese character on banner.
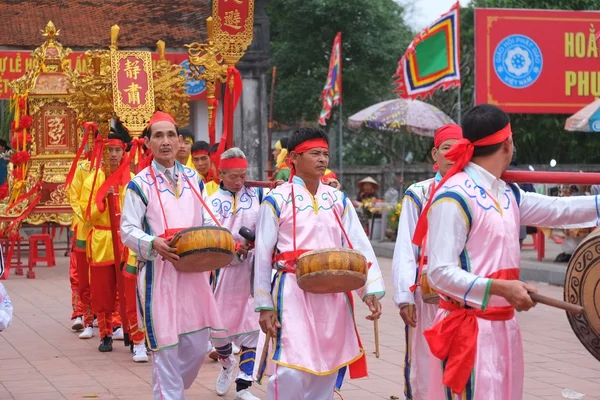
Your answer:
[215,0,253,38]
[111,51,155,132]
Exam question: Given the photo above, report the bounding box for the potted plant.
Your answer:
[385,202,401,240]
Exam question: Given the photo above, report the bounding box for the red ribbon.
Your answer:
[412,123,512,246]
[215,67,243,168]
[65,122,96,188]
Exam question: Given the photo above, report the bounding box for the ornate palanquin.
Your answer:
[0,22,78,228]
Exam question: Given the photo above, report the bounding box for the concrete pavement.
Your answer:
[0,254,598,399]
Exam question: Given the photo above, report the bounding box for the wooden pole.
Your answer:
[267,66,277,180]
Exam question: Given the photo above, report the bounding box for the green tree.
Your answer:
[267,0,415,165]
[430,0,600,165]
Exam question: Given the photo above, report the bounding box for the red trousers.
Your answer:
[74,250,94,327]
[90,264,118,339]
[124,272,144,344]
[69,250,84,320]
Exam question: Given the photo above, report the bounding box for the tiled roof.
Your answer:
[0,0,210,49]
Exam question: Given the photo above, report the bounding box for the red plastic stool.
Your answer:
[28,234,56,272]
[0,237,25,279]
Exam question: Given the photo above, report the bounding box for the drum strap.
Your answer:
[149,163,222,231]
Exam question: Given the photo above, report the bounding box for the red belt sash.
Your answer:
[424,268,519,395]
[271,249,369,379]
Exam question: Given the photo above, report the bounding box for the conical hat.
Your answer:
[357,176,379,187]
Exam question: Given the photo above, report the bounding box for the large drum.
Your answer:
[420,272,440,305]
[296,248,368,294]
[565,227,600,362]
[169,227,236,272]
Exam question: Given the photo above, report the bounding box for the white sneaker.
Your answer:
[93,318,98,327]
[113,327,124,340]
[215,356,236,396]
[234,389,260,400]
[233,343,241,354]
[79,326,94,339]
[132,343,149,363]
[71,317,84,331]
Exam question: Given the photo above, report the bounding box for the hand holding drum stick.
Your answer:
[365,295,382,358]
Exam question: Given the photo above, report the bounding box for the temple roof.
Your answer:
[0,0,209,49]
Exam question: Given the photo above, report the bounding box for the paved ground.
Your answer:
[0,255,599,400]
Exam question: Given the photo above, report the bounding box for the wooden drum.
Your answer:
[296,248,368,294]
[420,272,440,305]
[169,227,236,272]
[565,226,600,362]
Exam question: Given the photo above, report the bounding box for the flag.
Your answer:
[318,32,342,126]
[393,2,461,99]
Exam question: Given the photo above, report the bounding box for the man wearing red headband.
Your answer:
[120,111,225,399]
[416,104,600,399]
[208,147,262,400]
[191,140,211,176]
[253,127,385,399]
[392,124,462,400]
[80,130,131,353]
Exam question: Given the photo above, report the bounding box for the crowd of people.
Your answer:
[16,103,598,400]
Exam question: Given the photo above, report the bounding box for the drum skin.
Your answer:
[171,226,235,272]
[420,272,440,305]
[296,248,368,294]
[565,227,600,362]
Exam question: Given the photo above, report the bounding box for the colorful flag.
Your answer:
[318,32,342,126]
[393,2,461,99]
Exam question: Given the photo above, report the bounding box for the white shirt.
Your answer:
[427,162,600,309]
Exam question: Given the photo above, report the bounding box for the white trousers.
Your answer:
[267,365,337,400]
[151,330,212,400]
[409,289,438,400]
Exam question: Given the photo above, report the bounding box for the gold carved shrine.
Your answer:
[0,22,79,227]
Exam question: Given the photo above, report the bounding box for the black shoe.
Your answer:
[98,337,113,352]
[554,252,572,263]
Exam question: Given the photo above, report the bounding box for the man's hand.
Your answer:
[237,242,251,258]
[273,180,284,187]
[152,237,179,264]
[259,310,281,336]
[490,280,537,311]
[103,185,115,201]
[399,304,417,327]
[365,295,382,321]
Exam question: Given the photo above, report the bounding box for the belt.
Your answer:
[272,250,310,273]
[424,299,514,395]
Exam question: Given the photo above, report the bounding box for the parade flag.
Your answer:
[393,2,461,99]
[318,32,342,126]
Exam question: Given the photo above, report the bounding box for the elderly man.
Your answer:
[209,147,262,400]
[120,111,224,399]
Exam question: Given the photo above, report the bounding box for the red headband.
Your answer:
[193,150,209,156]
[219,157,248,170]
[434,124,463,148]
[292,138,329,154]
[147,111,176,129]
[107,139,126,149]
[413,123,512,246]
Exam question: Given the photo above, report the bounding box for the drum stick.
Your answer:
[373,297,381,358]
[529,293,584,315]
[258,331,272,374]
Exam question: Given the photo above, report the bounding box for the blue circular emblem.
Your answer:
[591,120,600,132]
[180,59,206,96]
[493,34,543,89]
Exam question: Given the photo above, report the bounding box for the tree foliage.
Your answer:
[267,0,416,165]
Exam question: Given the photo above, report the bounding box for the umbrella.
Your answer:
[565,99,600,132]
[347,98,455,136]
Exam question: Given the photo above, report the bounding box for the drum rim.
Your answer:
[177,226,233,235]
[178,247,235,258]
[297,247,365,259]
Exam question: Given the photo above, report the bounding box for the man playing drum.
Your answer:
[253,127,385,399]
[392,124,462,400]
[208,148,262,400]
[120,111,225,399]
[413,104,600,400]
